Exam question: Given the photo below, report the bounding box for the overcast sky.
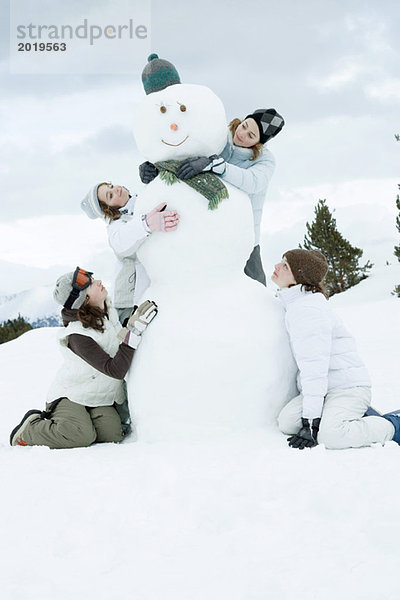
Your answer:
[0,0,399,294]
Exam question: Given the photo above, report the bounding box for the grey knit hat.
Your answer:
[81,183,103,220]
[53,269,92,310]
[284,249,328,285]
[245,109,285,144]
[142,53,181,95]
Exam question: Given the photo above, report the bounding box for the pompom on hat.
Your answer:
[142,53,181,95]
[283,249,328,286]
[81,183,103,220]
[245,108,285,144]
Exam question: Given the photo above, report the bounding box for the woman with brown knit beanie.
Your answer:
[271,248,400,450]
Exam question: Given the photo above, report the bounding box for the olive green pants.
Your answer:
[22,397,124,449]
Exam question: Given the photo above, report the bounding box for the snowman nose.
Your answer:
[170,123,178,131]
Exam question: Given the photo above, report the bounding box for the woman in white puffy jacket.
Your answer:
[272,248,400,450]
[81,182,179,325]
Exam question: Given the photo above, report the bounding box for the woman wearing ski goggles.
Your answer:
[10,266,158,449]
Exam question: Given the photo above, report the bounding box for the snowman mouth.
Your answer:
[161,135,189,147]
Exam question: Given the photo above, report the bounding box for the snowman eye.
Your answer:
[160,105,167,114]
[180,104,186,112]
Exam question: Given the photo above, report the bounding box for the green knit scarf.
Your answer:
[154,160,229,210]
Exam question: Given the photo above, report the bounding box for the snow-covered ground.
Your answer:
[1,263,400,600]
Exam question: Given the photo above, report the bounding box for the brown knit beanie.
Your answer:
[283,249,328,285]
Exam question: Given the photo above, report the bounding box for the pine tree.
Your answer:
[393,184,400,297]
[303,199,373,296]
[0,315,32,344]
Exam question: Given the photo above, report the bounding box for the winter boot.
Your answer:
[10,410,42,446]
[382,412,400,444]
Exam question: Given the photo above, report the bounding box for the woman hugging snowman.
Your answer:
[138,54,285,286]
[271,248,400,451]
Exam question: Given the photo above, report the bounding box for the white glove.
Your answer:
[117,327,142,350]
[117,300,158,350]
[127,300,158,335]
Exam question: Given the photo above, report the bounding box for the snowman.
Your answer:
[128,54,297,441]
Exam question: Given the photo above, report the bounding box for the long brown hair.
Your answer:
[99,200,121,222]
[96,182,122,222]
[229,118,264,161]
[77,297,106,332]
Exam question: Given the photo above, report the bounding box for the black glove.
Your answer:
[139,161,159,184]
[287,418,321,450]
[177,155,226,180]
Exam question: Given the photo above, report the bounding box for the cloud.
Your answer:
[306,7,398,105]
[309,57,367,91]
[0,214,106,266]
[269,114,399,197]
[0,81,143,151]
[365,78,400,101]
[344,12,393,54]
[66,124,137,156]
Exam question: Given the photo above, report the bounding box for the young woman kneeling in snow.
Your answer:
[272,249,400,450]
[139,108,284,286]
[10,267,157,449]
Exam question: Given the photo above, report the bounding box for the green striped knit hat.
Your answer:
[142,53,181,95]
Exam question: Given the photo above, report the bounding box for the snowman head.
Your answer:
[133,54,228,162]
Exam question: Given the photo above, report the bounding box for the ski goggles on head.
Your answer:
[72,266,93,290]
[64,266,93,309]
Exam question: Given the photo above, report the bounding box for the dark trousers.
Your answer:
[244,245,266,286]
[115,309,133,436]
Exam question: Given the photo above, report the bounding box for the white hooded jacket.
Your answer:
[279,285,371,419]
[107,195,151,308]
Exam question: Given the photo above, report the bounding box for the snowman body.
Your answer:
[128,83,296,441]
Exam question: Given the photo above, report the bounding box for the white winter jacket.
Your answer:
[47,301,126,407]
[107,196,151,308]
[279,285,371,419]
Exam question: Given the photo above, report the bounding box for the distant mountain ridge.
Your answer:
[0,286,61,327]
